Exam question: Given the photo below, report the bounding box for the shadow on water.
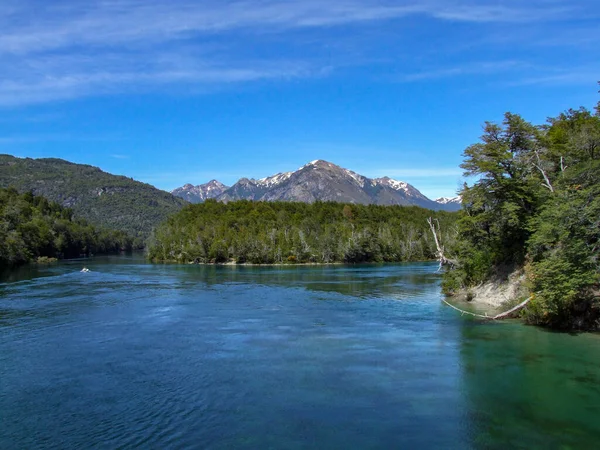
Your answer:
[458,320,600,449]
[0,264,50,284]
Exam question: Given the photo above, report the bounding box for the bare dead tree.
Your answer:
[533,149,555,193]
[427,217,457,270]
[560,156,568,173]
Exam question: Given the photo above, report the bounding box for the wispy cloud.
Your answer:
[0,1,577,55]
[503,68,600,87]
[392,59,599,87]
[0,0,595,106]
[0,59,315,106]
[395,60,526,82]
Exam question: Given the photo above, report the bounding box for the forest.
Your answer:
[148,200,457,264]
[443,95,600,330]
[0,187,133,267]
[0,154,186,243]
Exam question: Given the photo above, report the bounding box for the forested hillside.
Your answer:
[148,200,457,264]
[443,96,600,330]
[0,155,186,242]
[0,188,132,267]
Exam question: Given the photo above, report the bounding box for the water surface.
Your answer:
[1,256,599,449]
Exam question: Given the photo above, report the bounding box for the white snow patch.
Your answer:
[435,196,462,204]
[257,172,292,187]
[343,168,366,187]
[386,178,409,192]
[298,159,326,170]
[375,177,411,193]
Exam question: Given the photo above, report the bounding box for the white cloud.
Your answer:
[0,0,594,106]
[0,51,316,106]
[0,1,576,55]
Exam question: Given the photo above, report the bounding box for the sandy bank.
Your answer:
[455,268,529,308]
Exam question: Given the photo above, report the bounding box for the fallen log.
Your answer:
[442,296,532,320]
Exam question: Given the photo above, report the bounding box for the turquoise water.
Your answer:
[1,256,599,449]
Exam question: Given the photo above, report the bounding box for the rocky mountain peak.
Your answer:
[171,179,229,203]
[171,160,461,211]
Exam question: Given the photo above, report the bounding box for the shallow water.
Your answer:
[1,256,599,449]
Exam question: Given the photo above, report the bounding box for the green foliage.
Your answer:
[148,200,457,264]
[446,93,600,330]
[0,155,186,240]
[0,188,132,267]
[524,159,600,329]
[458,113,542,272]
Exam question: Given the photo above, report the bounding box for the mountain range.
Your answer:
[172,160,461,211]
[0,154,460,243]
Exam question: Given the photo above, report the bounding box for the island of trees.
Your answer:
[443,96,600,330]
[0,187,132,267]
[148,200,457,264]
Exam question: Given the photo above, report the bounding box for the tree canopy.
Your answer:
[444,92,600,330]
[0,187,132,267]
[148,200,457,265]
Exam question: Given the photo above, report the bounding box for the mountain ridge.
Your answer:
[172,160,461,211]
[171,179,229,203]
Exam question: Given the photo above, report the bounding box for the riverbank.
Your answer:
[452,268,529,308]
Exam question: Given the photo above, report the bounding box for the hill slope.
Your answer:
[0,155,186,239]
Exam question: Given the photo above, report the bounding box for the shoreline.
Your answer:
[152,258,437,267]
[446,268,529,309]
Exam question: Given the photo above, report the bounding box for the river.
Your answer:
[1,255,599,449]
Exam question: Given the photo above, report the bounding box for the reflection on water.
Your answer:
[1,256,599,449]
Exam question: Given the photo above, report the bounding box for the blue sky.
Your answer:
[0,0,598,199]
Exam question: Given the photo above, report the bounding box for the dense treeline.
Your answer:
[0,188,133,267]
[148,200,457,264]
[444,92,600,330]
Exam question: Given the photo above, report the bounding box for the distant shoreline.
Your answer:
[151,258,436,266]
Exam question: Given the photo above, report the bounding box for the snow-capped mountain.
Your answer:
[435,196,462,207]
[172,160,461,211]
[171,180,229,203]
[257,172,293,187]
